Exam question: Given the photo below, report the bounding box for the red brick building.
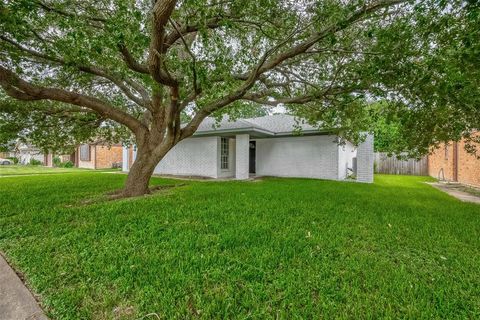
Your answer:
[428,137,480,187]
[75,144,123,169]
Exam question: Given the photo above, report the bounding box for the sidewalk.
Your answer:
[429,182,480,204]
[0,254,48,320]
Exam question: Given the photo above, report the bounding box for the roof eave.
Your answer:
[193,127,336,138]
[192,127,275,137]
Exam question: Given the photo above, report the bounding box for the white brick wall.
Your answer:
[235,134,250,180]
[154,136,219,178]
[122,133,374,183]
[356,133,374,183]
[255,136,339,180]
[18,151,45,165]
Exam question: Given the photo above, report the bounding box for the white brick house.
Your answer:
[122,115,374,183]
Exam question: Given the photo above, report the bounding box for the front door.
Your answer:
[249,141,256,174]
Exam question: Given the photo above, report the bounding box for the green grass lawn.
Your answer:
[0,165,120,176]
[0,173,479,319]
[0,165,84,176]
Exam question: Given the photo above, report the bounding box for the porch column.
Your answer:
[357,133,374,183]
[235,134,250,180]
[122,146,129,172]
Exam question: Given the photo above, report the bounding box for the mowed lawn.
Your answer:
[0,172,479,319]
[0,165,84,176]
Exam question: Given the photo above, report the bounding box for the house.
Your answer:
[428,135,480,187]
[75,143,123,169]
[122,115,374,183]
[44,144,123,169]
[0,151,14,159]
[15,143,45,164]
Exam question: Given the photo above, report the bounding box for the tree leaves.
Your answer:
[0,0,478,157]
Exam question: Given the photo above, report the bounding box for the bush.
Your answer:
[62,161,74,168]
[30,158,42,166]
[53,156,62,167]
[7,157,19,164]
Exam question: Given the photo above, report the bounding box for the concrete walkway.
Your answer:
[0,254,48,320]
[429,182,480,204]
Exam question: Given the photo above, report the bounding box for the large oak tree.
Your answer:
[1,0,478,196]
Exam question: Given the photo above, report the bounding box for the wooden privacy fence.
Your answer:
[375,152,428,176]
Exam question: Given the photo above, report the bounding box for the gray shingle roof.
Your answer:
[243,114,318,133]
[196,116,261,132]
[194,114,321,136]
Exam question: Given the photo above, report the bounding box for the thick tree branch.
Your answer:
[163,16,284,50]
[242,83,370,106]
[262,0,405,74]
[34,0,106,28]
[0,66,146,135]
[118,44,149,74]
[1,36,151,109]
[163,17,224,50]
[242,95,316,106]
[169,18,199,94]
[181,0,405,139]
[180,80,256,139]
[147,0,179,87]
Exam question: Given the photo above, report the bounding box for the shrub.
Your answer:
[30,158,42,166]
[53,156,61,167]
[62,161,74,168]
[7,157,19,164]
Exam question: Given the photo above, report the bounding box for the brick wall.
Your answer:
[123,135,375,183]
[77,144,122,169]
[77,145,96,169]
[457,138,480,187]
[255,135,340,180]
[428,136,480,187]
[154,136,219,178]
[428,143,456,181]
[235,134,249,180]
[356,133,374,183]
[94,145,123,169]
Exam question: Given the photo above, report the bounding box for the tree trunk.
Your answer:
[122,146,167,197]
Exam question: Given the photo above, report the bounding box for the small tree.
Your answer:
[1,0,478,196]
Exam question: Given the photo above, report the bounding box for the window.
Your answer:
[80,144,90,161]
[444,143,449,160]
[221,137,229,169]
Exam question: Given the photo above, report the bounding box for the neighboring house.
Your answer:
[16,143,45,164]
[122,115,375,183]
[75,143,123,169]
[428,136,480,187]
[0,151,14,159]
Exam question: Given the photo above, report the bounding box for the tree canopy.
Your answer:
[1,0,479,195]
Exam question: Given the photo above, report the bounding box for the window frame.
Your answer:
[220,137,229,170]
[79,144,91,161]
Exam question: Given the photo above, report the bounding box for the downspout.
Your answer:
[76,148,79,168]
[453,141,458,182]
